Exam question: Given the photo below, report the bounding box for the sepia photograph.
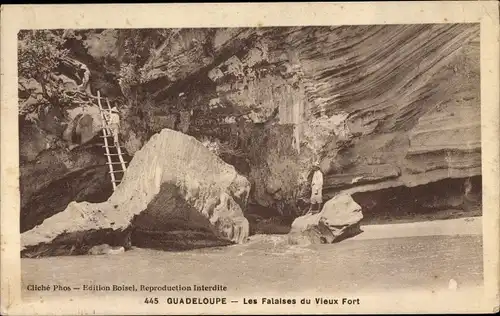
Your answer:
[1,2,499,315]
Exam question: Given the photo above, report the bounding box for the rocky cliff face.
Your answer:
[129,24,481,216]
[19,24,481,236]
[18,30,127,232]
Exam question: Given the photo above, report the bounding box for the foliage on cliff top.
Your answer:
[18,30,71,114]
[18,30,69,83]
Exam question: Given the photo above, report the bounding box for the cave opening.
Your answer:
[130,183,234,251]
[19,134,132,233]
[245,176,482,235]
[351,176,482,225]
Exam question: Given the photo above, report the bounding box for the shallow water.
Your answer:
[22,234,483,299]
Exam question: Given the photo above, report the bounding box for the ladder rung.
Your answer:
[102,145,124,148]
[98,144,123,147]
[109,170,124,173]
[104,153,121,156]
[107,162,127,165]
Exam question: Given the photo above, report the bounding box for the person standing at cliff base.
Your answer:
[308,162,324,215]
[107,107,121,145]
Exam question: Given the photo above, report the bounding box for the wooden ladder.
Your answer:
[96,91,128,191]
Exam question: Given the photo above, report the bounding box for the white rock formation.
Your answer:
[22,129,251,256]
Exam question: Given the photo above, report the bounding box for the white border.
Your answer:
[1,2,499,314]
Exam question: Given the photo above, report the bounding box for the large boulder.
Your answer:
[21,128,251,257]
[288,193,363,245]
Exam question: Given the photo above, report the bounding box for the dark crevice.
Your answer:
[352,176,482,225]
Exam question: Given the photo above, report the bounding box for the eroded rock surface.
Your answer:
[21,129,251,257]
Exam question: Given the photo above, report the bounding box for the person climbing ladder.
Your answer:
[107,106,121,145]
[97,91,128,191]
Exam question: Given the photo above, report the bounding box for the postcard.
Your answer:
[1,2,499,315]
